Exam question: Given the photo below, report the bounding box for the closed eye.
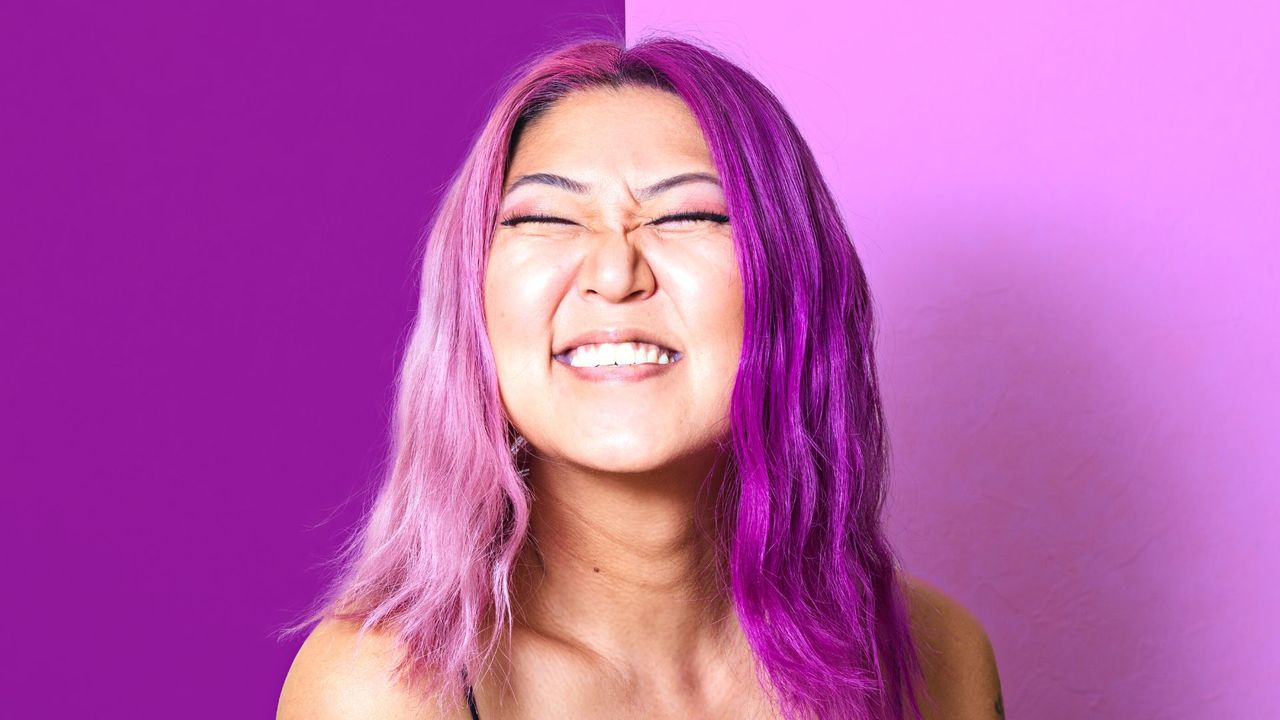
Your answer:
[653,211,730,226]
[499,214,576,227]
[498,212,730,227]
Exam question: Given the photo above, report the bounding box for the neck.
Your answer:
[510,447,741,671]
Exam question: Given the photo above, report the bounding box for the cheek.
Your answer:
[483,248,568,371]
[664,245,744,354]
[699,252,745,388]
[709,283,745,382]
[650,244,743,429]
[680,264,743,436]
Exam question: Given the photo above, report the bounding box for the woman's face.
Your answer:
[484,86,743,475]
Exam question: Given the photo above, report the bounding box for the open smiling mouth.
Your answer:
[552,341,684,381]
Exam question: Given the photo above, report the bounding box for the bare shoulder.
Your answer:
[901,573,1005,719]
[277,616,465,720]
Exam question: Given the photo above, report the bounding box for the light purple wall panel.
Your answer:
[629,4,1279,718]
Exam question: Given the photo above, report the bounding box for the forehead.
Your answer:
[505,86,713,179]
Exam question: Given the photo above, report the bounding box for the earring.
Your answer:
[508,434,531,478]
[508,434,527,456]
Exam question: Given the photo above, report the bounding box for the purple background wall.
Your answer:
[627,3,1279,718]
[1,2,620,716]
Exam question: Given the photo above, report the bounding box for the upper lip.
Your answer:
[553,327,682,356]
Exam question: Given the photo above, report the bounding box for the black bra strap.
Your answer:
[465,683,480,719]
[460,667,480,720]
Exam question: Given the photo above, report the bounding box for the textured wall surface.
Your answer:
[627,3,1279,717]
[1,2,621,717]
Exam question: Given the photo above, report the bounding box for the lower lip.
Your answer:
[553,354,683,382]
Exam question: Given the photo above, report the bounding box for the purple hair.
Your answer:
[283,32,926,720]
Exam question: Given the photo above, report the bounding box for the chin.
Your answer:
[561,432,718,477]
[575,438,675,474]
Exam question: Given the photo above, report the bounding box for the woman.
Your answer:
[278,34,1003,720]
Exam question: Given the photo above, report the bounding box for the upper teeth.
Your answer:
[566,342,675,368]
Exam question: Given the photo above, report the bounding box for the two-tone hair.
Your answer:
[283,32,926,720]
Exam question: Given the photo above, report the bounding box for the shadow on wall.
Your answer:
[878,202,1215,719]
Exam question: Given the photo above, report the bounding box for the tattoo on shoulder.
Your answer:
[994,691,1004,717]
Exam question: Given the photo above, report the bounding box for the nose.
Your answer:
[576,226,656,303]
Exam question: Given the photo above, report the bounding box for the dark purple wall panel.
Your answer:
[0,2,622,716]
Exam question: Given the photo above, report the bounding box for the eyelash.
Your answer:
[498,211,730,227]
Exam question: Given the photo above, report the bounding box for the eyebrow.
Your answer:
[501,171,722,201]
